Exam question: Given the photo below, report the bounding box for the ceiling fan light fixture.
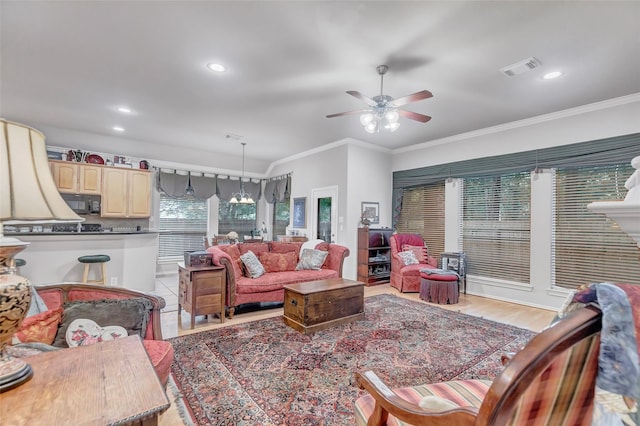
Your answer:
[360,113,374,126]
[385,122,400,132]
[385,109,399,123]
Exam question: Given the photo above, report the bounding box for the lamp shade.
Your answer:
[1,119,82,224]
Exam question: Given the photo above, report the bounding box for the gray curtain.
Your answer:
[188,174,217,200]
[264,175,290,203]
[216,177,241,200]
[244,179,262,201]
[157,172,189,197]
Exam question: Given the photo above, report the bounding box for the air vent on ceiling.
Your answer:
[500,57,542,77]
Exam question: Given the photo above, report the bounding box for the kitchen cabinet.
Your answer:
[102,168,151,218]
[50,161,102,195]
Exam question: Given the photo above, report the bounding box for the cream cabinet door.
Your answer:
[52,162,79,193]
[128,170,151,217]
[79,165,102,194]
[101,168,128,217]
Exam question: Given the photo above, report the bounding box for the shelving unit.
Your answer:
[357,227,394,286]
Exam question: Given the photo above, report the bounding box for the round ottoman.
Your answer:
[419,269,459,304]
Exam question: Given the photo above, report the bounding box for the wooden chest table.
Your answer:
[0,335,170,425]
[283,278,365,334]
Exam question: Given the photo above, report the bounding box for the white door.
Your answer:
[311,186,338,243]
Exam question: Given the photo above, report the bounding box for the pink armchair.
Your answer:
[390,233,438,293]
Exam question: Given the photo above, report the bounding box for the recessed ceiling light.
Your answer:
[113,126,125,132]
[543,71,563,80]
[116,106,132,113]
[207,63,227,73]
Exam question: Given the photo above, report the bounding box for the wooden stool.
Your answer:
[78,254,110,285]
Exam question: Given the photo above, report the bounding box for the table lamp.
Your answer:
[0,118,83,392]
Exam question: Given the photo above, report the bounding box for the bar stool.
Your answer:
[78,254,110,285]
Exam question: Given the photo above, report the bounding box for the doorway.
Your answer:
[311,186,338,243]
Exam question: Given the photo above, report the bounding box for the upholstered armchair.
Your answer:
[355,305,603,425]
[389,233,438,293]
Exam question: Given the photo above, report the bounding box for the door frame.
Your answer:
[311,185,339,243]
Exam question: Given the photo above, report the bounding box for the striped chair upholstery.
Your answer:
[355,306,602,426]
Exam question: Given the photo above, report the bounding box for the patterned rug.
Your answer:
[169,293,537,425]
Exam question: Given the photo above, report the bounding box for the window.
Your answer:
[554,164,640,288]
[462,172,531,284]
[218,200,256,239]
[158,194,208,259]
[272,198,290,238]
[396,182,445,257]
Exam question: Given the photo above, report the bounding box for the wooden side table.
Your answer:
[178,264,226,329]
[0,336,169,425]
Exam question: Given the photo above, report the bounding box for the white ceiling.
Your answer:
[1,1,639,173]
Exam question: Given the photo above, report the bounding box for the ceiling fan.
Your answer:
[326,64,433,133]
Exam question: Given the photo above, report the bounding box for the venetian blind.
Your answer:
[396,182,445,258]
[218,200,257,238]
[554,164,640,288]
[462,171,531,284]
[158,194,208,259]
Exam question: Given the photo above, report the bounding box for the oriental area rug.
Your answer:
[169,294,536,426]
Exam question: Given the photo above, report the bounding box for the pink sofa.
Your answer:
[389,233,438,293]
[34,283,174,387]
[207,241,350,318]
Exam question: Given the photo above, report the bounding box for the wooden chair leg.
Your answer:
[82,264,90,283]
[100,262,107,285]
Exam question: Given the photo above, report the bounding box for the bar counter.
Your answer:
[8,232,159,292]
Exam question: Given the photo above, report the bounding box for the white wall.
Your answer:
[392,96,640,310]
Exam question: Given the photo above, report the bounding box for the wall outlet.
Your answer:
[110,276,118,286]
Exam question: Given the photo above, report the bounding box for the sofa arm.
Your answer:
[207,246,237,308]
[325,244,350,277]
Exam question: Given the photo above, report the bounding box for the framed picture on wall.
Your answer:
[293,197,306,228]
[361,201,380,224]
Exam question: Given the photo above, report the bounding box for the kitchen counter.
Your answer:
[11,232,159,292]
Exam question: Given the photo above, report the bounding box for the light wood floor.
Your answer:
[154,274,556,425]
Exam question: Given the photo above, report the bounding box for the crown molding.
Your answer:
[392,93,640,154]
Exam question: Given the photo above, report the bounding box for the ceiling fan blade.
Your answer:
[389,90,433,107]
[346,90,378,107]
[398,109,432,123]
[326,109,371,118]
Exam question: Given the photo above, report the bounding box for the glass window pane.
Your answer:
[158,194,208,259]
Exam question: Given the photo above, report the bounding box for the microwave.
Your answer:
[61,194,101,215]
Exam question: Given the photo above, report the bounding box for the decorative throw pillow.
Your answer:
[398,250,419,266]
[12,307,63,345]
[402,244,429,263]
[240,250,265,278]
[65,318,128,347]
[52,298,152,348]
[296,248,329,271]
[259,251,298,273]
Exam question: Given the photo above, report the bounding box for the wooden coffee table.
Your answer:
[283,278,365,334]
[0,335,170,425]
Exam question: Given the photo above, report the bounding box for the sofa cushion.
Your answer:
[143,339,174,387]
[402,244,429,263]
[235,269,338,294]
[240,250,266,278]
[398,250,420,266]
[52,298,152,348]
[260,251,297,272]
[270,241,303,254]
[12,307,63,345]
[219,243,241,260]
[296,248,329,270]
[238,242,270,256]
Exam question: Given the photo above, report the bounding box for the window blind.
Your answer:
[463,172,531,284]
[272,198,290,238]
[158,194,208,259]
[553,164,640,288]
[396,182,445,257]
